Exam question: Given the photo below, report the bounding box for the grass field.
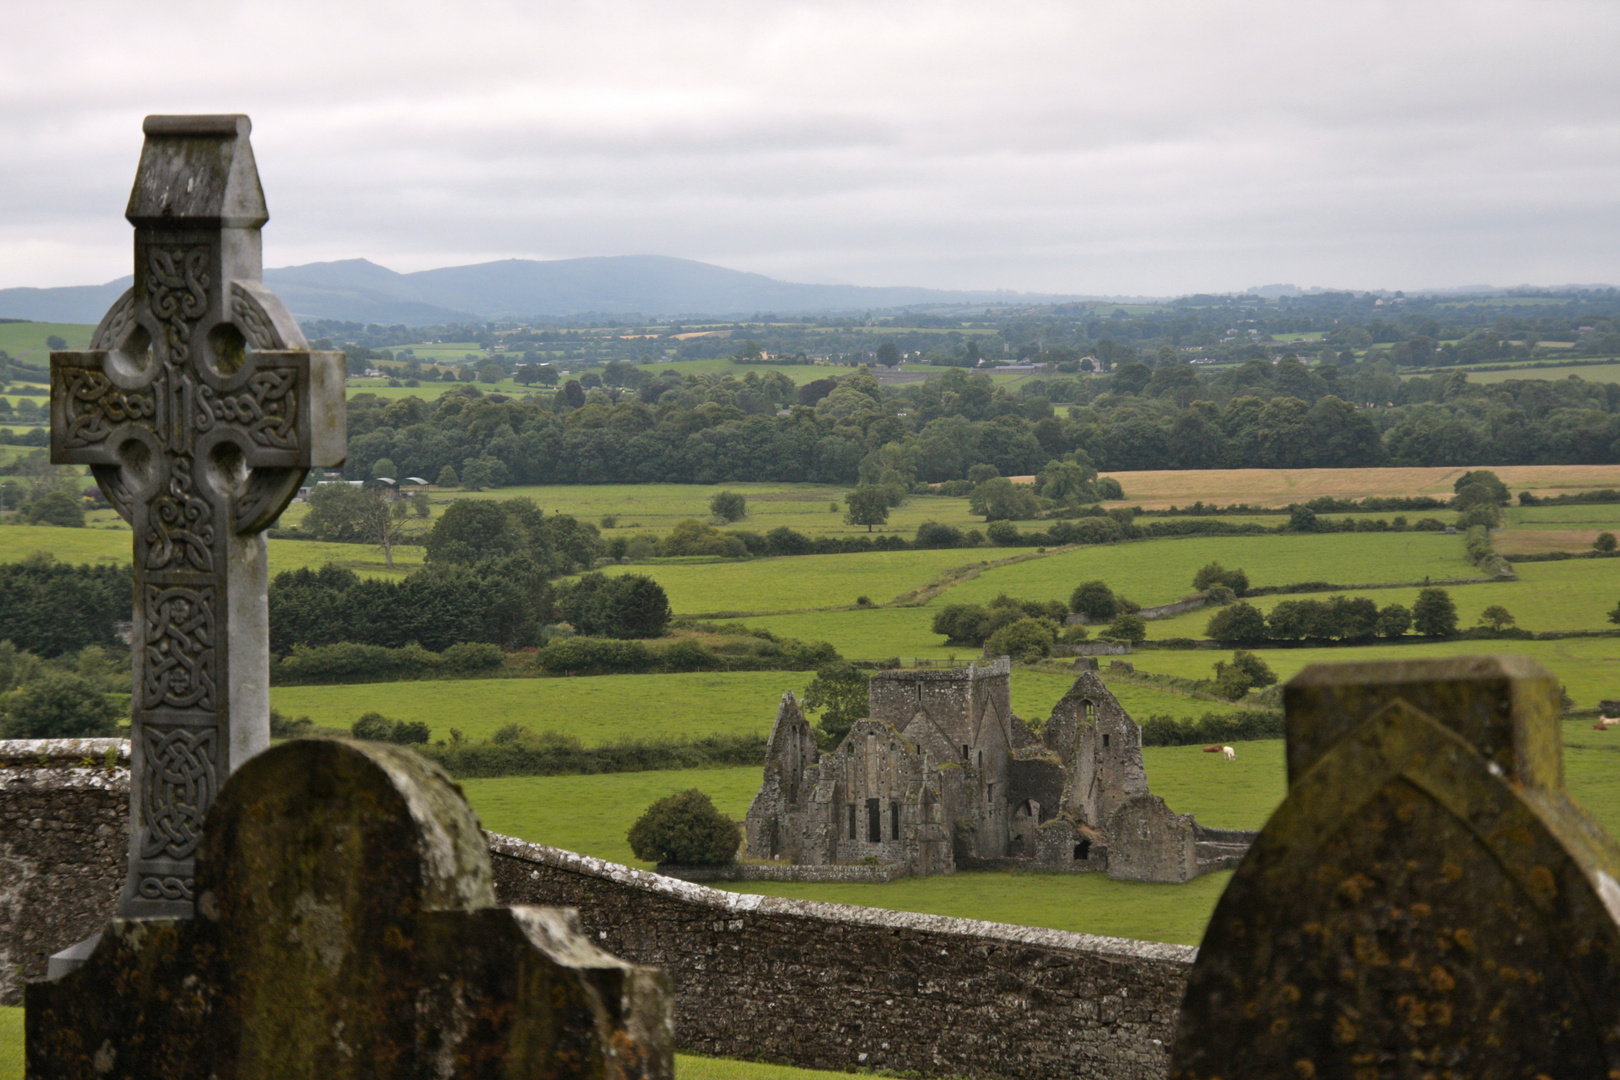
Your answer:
[459,712,1620,946]
[1145,557,1620,638]
[1101,465,1620,508]
[940,531,1476,611]
[273,666,1244,747]
[0,525,422,578]
[1132,637,1620,711]
[0,1004,853,1080]
[1466,362,1620,384]
[272,671,813,745]
[0,321,94,363]
[598,548,985,615]
[446,482,983,540]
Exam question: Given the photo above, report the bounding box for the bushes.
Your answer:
[1211,650,1277,701]
[1206,602,1268,644]
[1209,595,1418,644]
[627,789,741,865]
[1412,587,1459,637]
[915,521,968,548]
[0,556,130,657]
[709,491,747,522]
[0,670,121,738]
[1138,709,1284,746]
[557,573,672,639]
[532,633,837,676]
[986,617,1058,661]
[420,731,767,779]
[1070,580,1118,620]
[1192,562,1249,596]
[351,711,431,745]
[270,641,505,685]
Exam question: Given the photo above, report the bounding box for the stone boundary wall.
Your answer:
[490,835,1193,1079]
[0,742,131,1005]
[1,750,1195,1078]
[658,861,909,884]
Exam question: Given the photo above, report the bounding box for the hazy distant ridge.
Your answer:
[0,255,1080,326]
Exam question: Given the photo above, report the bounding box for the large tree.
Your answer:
[843,486,890,532]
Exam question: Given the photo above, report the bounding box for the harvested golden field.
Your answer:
[1101,465,1620,509]
[1495,528,1609,556]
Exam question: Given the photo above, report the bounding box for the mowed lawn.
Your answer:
[598,548,983,614]
[940,531,1477,611]
[0,525,422,578]
[273,671,813,745]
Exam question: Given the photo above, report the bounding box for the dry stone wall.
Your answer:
[1,750,1194,1078]
[490,836,1193,1079]
[0,740,130,1005]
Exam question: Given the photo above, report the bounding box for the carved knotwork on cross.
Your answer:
[50,115,344,918]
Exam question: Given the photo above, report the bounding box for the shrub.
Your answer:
[985,520,1022,546]
[1412,588,1458,637]
[1478,604,1515,631]
[1597,532,1618,554]
[558,573,672,639]
[440,641,505,673]
[533,636,656,675]
[915,521,967,548]
[1206,602,1267,644]
[931,604,993,645]
[1097,613,1147,645]
[626,789,741,865]
[985,617,1058,660]
[0,671,120,738]
[765,526,814,556]
[1376,603,1412,638]
[709,491,747,522]
[1211,650,1277,700]
[1070,580,1118,620]
[351,712,397,741]
[1287,506,1317,532]
[21,490,86,528]
[1192,562,1249,596]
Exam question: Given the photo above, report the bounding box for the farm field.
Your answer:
[271,666,1242,748]
[1132,637,1620,711]
[597,548,985,615]
[1465,361,1620,384]
[0,524,422,577]
[445,481,983,540]
[1145,558,1620,638]
[939,531,1476,610]
[0,320,93,360]
[272,671,813,746]
[1100,465,1620,508]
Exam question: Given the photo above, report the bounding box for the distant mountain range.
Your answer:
[0,255,1083,326]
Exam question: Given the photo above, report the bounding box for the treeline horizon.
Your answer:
[336,355,1620,489]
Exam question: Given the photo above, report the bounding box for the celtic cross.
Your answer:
[50,115,344,919]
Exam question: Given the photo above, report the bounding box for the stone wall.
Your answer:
[490,836,1193,1079]
[1,750,1195,1078]
[0,740,130,1005]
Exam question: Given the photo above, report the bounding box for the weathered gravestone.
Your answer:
[1170,656,1620,1078]
[50,114,344,920]
[26,738,674,1079]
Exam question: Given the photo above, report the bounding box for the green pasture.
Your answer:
[449,482,984,541]
[747,607,964,660]
[272,671,811,746]
[1462,361,1620,384]
[1146,558,1620,639]
[942,531,1476,611]
[0,524,421,578]
[599,548,982,615]
[271,665,1229,747]
[1132,637,1620,711]
[1504,504,1620,527]
[0,321,94,362]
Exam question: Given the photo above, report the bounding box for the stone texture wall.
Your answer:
[0,740,131,1005]
[490,836,1193,1079]
[2,752,1196,1079]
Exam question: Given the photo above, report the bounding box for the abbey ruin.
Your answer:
[745,661,1255,883]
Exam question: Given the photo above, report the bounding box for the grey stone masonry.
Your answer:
[491,835,1193,1080]
[50,114,345,920]
[0,742,130,1005]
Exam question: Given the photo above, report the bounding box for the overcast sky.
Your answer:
[3,0,1617,296]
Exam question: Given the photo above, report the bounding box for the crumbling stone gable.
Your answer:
[1046,670,1150,830]
[745,692,819,863]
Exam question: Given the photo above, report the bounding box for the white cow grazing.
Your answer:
[1602,716,1620,728]
[1222,746,1237,762]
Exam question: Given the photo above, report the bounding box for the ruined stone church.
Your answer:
[744,660,1254,883]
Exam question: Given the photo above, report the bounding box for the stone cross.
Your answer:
[26,738,673,1079]
[50,115,344,919]
[1170,656,1620,1078]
